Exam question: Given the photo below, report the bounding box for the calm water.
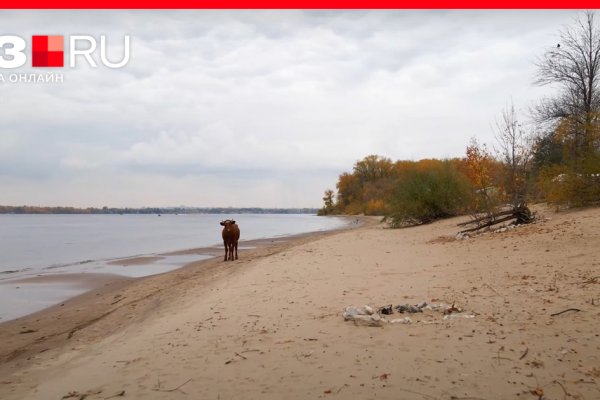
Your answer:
[0,214,349,321]
[0,213,349,274]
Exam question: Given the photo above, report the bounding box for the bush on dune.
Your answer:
[384,162,473,228]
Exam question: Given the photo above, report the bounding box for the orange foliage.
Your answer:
[365,199,387,215]
[464,138,495,190]
[332,153,485,216]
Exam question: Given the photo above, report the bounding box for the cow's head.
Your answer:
[220,219,236,227]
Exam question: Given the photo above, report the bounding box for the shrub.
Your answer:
[538,160,600,209]
[384,161,472,228]
[365,199,387,215]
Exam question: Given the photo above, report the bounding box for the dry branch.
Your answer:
[152,377,192,394]
[459,215,516,234]
[457,209,516,226]
[550,308,581,317]
[554,380,569,398]
[519,347,529,360]
[458,205,533,234]
[581,276,600,286]
[104,390,125,399]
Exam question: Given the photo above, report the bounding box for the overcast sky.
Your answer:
[0,10,580,208]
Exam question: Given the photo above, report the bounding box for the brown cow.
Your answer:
[220,219,240,261]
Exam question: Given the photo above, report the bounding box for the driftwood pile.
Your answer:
[458,205,533,234]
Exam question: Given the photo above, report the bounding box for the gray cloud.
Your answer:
[0,10,578,207]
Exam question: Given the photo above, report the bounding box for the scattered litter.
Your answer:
[530,387,544,397]
[395,304,423,313]
[343,306,384,327]
[455,232,470,240]
[378,305,393,315]
[493,224,517,233]
[373,373,390,381]
[351,313,385,327]
[443,302,463,315]
[389,317,412,324]
[343,300,473,327]
[342,305,374,320]
[443,313,475,320]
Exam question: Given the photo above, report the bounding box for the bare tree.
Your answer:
[494,101,533,208]
[534,11,600,159]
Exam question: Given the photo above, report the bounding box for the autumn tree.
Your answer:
[535,118,600,208]
[335,172,363,214]
[465,138,494,190]
[353,155,394,183]
[335,155,395,215]
[318,189,336,215]
[464,138,500,213]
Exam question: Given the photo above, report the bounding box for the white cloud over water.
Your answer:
[0,10,579,207]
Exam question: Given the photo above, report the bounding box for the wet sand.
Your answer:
[0,232,349,322]
[0,223,365,375]
[107,257,166,266]
[1,209,599,399]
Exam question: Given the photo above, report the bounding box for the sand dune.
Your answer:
[1,208,599,399]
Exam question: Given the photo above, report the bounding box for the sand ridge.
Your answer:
[1,210,599,399]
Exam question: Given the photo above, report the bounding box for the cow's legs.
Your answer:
[223,240,228,261]
[228,243,234,261]
[234,240,238,260]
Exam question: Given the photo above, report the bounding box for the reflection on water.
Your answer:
[0,214,348,274]
[0,281,86,322]
[55,253,213,278]
[0,252,213,321]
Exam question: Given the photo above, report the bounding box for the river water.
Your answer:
[0,213,350,321]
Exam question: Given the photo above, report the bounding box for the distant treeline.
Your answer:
[0,206,319,215]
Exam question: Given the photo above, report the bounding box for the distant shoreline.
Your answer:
[0,206,320,215]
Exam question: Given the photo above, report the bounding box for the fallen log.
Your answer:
[459,215,516,233]
[458,205,533,234]
[457,208,516,227]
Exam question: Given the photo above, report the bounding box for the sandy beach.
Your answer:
[1,208,599,399]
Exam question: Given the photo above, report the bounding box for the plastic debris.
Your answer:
[443,312,475,320]
[378,305,393,315]
[351,313,385,327]
[389,317,412,324]
[343,301,473,327]
[395,303,424,313]
[455,232,470,240]
[343,306,383,327]
[342,305,374,320]
[443,303,463,315]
